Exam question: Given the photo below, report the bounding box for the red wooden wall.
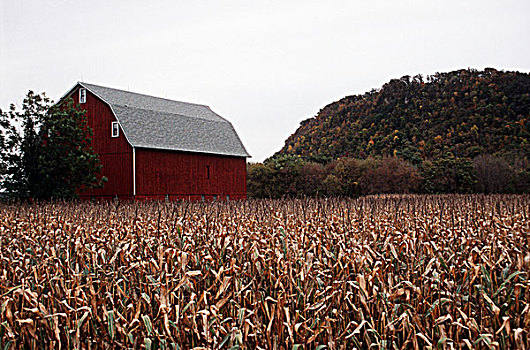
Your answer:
[135,149,247,200]
[70,86,134,199]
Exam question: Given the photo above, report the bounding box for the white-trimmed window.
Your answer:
[79,88,86,104]
[111,121,119,138]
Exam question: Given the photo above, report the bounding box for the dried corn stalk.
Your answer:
[0,195,528,349]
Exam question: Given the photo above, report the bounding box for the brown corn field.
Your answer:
[0,195,529,349]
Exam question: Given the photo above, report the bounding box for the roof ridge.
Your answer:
[113,104,230,124]
[80,82,210,108]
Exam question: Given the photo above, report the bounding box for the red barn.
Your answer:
[61,82,250,200]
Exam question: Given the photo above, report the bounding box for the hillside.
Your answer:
[275,68,530,164]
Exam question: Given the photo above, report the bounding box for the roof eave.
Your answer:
[134,144,250,158]
[55,81,83,105]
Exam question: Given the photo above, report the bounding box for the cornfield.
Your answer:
[0,195,529,349]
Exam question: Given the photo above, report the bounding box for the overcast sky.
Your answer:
[1,0,529,161]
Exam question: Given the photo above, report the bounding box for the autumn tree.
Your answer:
[360,157,421,194]
[473,154,513,193]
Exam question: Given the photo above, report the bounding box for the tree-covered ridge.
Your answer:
[276,68,530,163]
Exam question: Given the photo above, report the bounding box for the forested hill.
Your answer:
[275,68,530,164]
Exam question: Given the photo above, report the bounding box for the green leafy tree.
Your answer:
[1,91,50,198]
[268,156,304,198]
[247,162,275,198]
[422,153,476,193]
[0,91,105,200]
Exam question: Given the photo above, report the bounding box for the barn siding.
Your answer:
[135,148,247,200]
[71,87,133,198]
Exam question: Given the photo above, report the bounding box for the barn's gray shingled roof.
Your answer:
[78,82,250,157]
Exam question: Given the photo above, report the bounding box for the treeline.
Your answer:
[247,154,529,198]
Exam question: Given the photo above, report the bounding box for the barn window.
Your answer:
[111,121,119,137]
[79,88,86,104]
[206,165,210,179]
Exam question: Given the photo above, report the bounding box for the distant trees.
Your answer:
[0,91,105,200]
[247,154,529,198]
[246,156,399,198]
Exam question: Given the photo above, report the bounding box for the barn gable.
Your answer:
[75,82,250,157]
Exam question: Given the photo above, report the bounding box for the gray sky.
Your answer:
[1,0,529,161]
